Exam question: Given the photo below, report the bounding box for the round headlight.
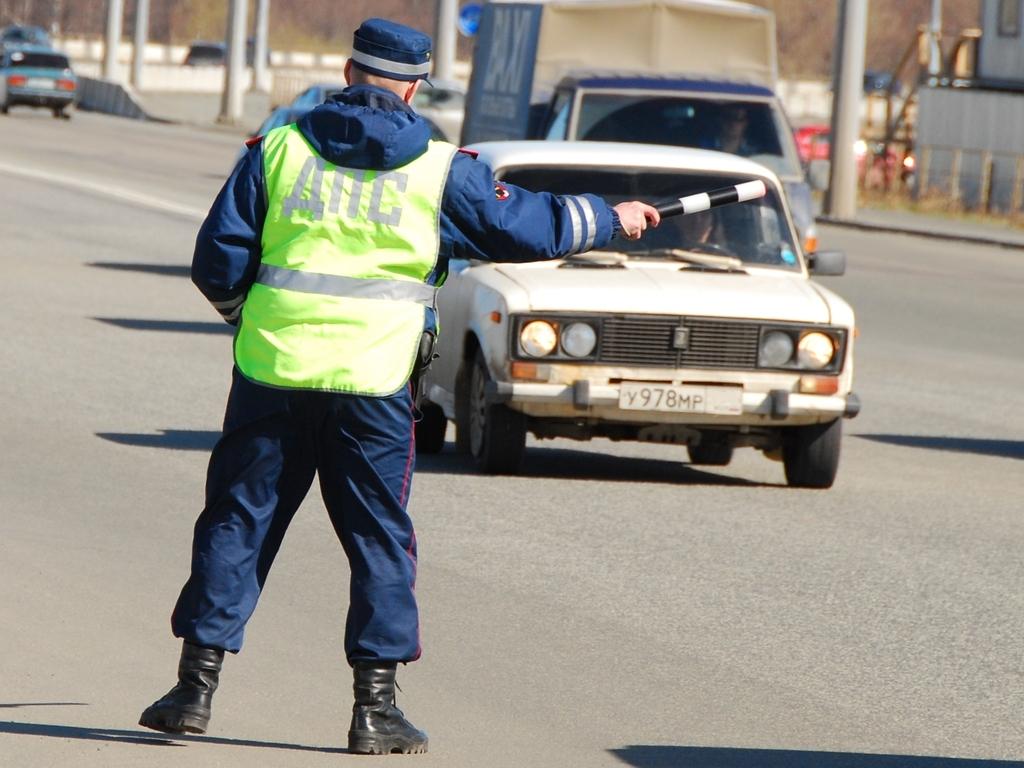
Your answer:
[759,330,794,367]
[520,320,558,357]
[561,322,597,358]
[797,332,836,369]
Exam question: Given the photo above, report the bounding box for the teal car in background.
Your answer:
[0,44,77,118]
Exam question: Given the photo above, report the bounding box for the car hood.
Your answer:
[492,261,835,323]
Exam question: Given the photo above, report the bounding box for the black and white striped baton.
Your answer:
[654,180,767,218]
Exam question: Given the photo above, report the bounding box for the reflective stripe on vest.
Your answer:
[235,124,456,395]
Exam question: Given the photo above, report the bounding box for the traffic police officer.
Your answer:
[138,17,659,755]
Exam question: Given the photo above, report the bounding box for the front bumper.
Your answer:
[487,379,860,422]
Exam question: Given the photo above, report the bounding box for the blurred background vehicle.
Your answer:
[796,122,914,191]
[412,79,464,144]
[794,124,830,165]
[0,24,51,50]
[286,81,345,111]
[239,99,448,162]
[862,68,902,96]
[182,40,224,66]
[0,44,77,118]
[462,0,818,253]
[183,38,269,67]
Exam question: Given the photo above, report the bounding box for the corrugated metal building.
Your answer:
[916,0,1024,211]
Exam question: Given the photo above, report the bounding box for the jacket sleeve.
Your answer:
[441,151,621,263]
[191,142,267,324]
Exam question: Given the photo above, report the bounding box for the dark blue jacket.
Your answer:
[192,84,619,326]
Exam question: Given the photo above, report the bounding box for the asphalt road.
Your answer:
[1,110,1023,768]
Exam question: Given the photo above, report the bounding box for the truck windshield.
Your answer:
[572,94,802,180]
[501,167,800,269]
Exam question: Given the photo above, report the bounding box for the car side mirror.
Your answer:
[807,249,846,276]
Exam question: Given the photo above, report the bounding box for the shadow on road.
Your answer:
[97,429,219,451]
[416,444,768,487]
[95,317,232,335]
[89,261,190,278]
[855,433,1024,461]
[610,745,1024,767]
[0,719,346,753]
[0,703,88,709]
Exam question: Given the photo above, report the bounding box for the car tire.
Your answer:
[783,418,842,489]
[687,436,734,466]
[415,401,447,455]
[0,103,8,115]
[465,350,526,474]
[453,360,472,454]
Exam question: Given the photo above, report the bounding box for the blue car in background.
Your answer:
[0,44,77,118]
[240,82,447,162]
[0,24,51,49]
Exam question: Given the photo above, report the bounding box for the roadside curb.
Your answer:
[817,215,1024,251]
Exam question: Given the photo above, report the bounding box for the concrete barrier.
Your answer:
[77,77,148,120]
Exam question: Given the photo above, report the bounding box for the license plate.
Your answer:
[25,77,55,89]
[618,382,743,415]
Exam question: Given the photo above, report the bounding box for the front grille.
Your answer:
[599,315,761,369]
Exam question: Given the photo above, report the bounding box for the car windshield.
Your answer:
[500,167,801,269]
[7,51,70,69]
[571,94,802,179]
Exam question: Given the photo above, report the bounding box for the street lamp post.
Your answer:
[103,0,124,81]
[218,0,248,124]
[824,0,869,219]
[131,0,149,89]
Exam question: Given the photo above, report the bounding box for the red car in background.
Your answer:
[794,123,914,190]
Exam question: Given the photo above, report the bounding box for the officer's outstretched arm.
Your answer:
[444,153,621,263]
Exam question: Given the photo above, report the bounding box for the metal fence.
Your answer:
[916,144,1024,213]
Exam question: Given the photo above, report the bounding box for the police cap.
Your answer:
[351,18,432,82]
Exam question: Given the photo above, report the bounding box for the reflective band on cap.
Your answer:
[350,49,431,76]
[256,263,436,304]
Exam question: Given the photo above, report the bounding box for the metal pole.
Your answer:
[823,0,869,219]
[218,0,248,124]
[130,0,149,88]
[103,0,124,81]
[252,0,271,93]
[434,0,457,82]
[928,0,943,77]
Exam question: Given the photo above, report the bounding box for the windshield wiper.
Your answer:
[636,248,747,272]
[560,251,628,268]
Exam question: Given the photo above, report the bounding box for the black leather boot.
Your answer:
[139,641,224,734]
[348,662,428,755]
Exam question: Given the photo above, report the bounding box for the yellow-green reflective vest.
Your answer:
[235,124,456,395]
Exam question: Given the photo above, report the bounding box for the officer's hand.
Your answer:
[614,201,661,241]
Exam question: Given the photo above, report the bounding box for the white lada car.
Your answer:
[417,142,859,488]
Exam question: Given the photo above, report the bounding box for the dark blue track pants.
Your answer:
[170,368,420,662]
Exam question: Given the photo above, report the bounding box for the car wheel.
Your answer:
[415,401,447,455]
[453,360,472,454]
[0,103,8,115]
[783,418,842,488]
[687,436,734,466]
[466,350,526,474]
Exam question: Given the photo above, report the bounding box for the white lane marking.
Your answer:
[0,160,206,221]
